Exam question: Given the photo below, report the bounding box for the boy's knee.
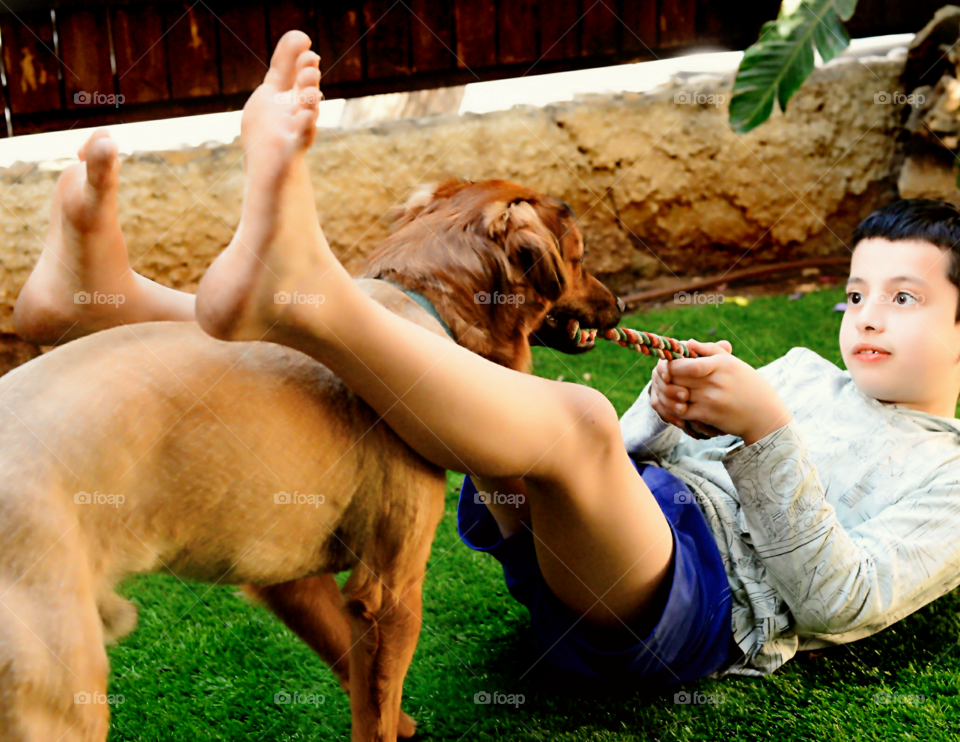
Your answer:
[562,386,624,463]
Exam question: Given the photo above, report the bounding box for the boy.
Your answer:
[12,30,960,688]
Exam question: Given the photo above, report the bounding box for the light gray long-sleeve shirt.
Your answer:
[619,346,960,677]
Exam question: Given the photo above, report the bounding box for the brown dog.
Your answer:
[0,179,621,741]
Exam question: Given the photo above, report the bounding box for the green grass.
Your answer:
[105,287,960,740]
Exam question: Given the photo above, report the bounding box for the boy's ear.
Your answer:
[482,200,567,301]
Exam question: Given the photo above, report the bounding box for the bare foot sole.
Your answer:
[196,30,351,345]
[13,130,145,345]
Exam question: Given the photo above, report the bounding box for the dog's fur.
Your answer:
[0,179,621,741]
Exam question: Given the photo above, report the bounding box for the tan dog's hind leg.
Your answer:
[342,566,425,742]
[0,582,110,741]
[244,576,418,739]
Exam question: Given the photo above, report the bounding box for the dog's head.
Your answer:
[359,179,622,372]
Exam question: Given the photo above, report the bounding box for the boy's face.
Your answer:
[841,238,960,417]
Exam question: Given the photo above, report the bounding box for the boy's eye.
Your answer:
[846,291,861,304]
[894,291,917,305]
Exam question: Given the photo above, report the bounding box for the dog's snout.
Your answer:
[616,296,626,314]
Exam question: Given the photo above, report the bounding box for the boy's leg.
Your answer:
[195,31,675,637]
[14,130,195,345]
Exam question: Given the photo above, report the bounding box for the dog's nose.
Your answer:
[616,296,626,314]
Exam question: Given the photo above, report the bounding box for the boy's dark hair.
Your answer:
[851,198,960,322]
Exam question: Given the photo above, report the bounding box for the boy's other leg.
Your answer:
[14,130,195,345]
[194,30,674,634]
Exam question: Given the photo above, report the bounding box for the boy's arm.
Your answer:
[723,422,960,636]
[619,376,684,461]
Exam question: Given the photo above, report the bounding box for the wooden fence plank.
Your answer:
[216,2,269,95]
[621,0,657,56]
[1,11,61,115]
[498,0,537,65]
[364,0,410,79]
[454,0,495,69]
[112,4,170,104]
[269,1,316,49]
[315,2,363,85]
[581,0,618,57]
[539,0,578,61]
[58,9,114,110]
[659,0,696,47]
[410,0,455,72]
[165,3,220,99]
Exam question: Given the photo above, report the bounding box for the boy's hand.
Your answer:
[653,339,793,446]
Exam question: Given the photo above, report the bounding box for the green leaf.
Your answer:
[729,0,858,133]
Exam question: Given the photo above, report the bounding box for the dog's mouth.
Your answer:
[530,311,598,354]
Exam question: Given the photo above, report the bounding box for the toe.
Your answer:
[265,30,312,90]
[78,128,111,162]
[295,67,321,106]
[84,136,120,191]
[296,49,320,72]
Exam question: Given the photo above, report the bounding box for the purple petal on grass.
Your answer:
[789,292,804,300]
[707,327,716,334]
[833,302,847,312]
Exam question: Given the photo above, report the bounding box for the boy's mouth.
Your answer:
[852,343,891,362]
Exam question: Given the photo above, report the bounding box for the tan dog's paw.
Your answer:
[98,592,139,644]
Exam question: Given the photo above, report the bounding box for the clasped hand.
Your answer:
[649,339,793,446]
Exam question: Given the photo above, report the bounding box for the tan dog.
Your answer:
[0,179,621,741]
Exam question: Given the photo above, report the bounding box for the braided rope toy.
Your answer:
[565,318,725,441]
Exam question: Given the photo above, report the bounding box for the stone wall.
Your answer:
[0,53,907,334]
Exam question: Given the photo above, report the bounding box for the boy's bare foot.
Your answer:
[14,130,137,344]
[196,30,351,344]
[14,130,196,344]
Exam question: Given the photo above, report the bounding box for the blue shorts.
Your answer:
[457,459,736,686]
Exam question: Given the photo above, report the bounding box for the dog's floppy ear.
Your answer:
[483,199,567,301]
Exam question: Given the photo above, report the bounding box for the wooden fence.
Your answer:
[0,0,942,137]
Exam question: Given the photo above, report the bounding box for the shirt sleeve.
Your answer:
[722,418,960,637]
[619,377,684,461]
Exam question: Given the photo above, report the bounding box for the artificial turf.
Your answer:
[105,285,960,740]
